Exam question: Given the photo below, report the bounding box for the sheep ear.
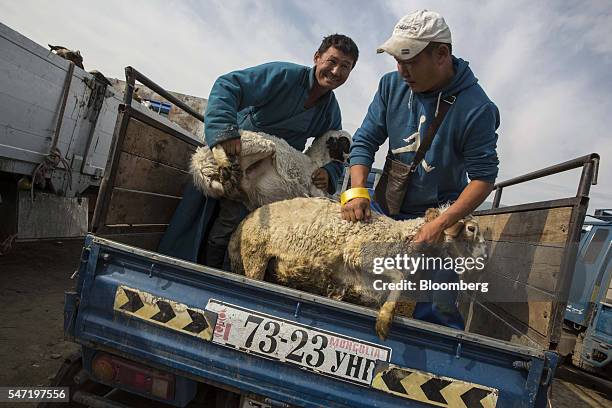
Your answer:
[444,221,464,238]
[339,136,351,154]
[424,208,440,223]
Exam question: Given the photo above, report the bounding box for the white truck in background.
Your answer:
[0,22,204,244]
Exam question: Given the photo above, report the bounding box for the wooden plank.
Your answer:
[475,207,573,247]
[484,241,564,293]
[460,298,548,349]
[121,118,196,171]
[467,271,554,336]
[470,263,556,337]
[114,152,190,197]
[100,232,165,251]
[105,188,181,226]
[493,301,552,338]
[460,207,579,349]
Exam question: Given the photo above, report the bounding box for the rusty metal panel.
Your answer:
[17,191,88,239]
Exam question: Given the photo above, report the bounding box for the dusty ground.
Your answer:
[0,240,80,388]
[0,240,610,407]
[553,378,610,408]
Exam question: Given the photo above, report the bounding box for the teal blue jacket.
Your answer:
[350,57,500,216]
[204,62,344,190]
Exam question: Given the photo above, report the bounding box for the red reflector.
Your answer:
[133,372,148,388]
[91,352,175,400]
[91,355,116,383]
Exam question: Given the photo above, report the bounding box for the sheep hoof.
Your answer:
[376,304,395,340]
[212,146,231,169]
[375,315,391,340]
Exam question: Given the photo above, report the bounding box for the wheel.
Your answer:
[214,388,241,408]
[38,352,106,408]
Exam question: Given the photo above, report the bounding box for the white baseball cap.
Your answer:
[377,10,452,61]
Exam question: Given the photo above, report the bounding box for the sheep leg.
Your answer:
[242,254,270,281]
[211,146,231,169]
[376,288,401,340]
[375,267,407,340]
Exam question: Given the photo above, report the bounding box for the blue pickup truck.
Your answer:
[47,69,601,407]
[563,210,612,374]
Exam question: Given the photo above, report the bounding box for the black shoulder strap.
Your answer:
[408,95,456,173]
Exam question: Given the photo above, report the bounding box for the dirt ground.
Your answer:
[553,375,610,408]
[0,240,610,407]
[0,240,80,389]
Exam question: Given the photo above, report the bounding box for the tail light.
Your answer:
[592,349,607,363]
[91,353,175,400]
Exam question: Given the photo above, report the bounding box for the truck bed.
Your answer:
[66,235,556,408]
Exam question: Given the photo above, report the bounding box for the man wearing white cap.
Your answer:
[341,10,499,329]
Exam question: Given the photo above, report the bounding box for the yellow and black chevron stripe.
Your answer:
[113,285,217,341]
[371,364,498,408]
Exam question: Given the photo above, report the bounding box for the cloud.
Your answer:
[3,0,611,212]
[385,0,612,210]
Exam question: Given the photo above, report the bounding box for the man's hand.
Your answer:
[341,164,371,222]
[311,168,330,192]
[221,138,242,155]
[413,218,445,244]
[413,179,494,243]
[342,197,371,222]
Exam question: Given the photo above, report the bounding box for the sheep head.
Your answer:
[193,130,348,209]
[48,44,84,69]
[326,133,351,162]
[190,145,244,201]
[305,130,352,168]
[442,215,488,261]
[410,207,488,261]
[192,132,277,205]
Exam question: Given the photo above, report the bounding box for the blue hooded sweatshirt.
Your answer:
[350,57,500,217]
[204,62,344,191]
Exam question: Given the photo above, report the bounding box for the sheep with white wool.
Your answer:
[228,197,487,339]
[190,129,351,210]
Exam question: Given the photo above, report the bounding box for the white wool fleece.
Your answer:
[190,129,351,210]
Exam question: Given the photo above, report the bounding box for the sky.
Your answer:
[2,0,611,211]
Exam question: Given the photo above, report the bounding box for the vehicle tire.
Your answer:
[37,352,99,408]
[214,388,241,408]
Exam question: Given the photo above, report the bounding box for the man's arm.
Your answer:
[340,164,371,222]
[204,63,299,149]
[415,103,500,243]
[341,77,390,221]
[413,180,493,242]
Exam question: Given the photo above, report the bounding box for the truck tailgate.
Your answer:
[67,235,555,408]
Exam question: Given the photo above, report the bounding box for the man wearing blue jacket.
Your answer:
[342,10,499,329]
[203,34,359,268]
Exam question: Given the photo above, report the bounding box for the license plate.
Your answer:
[206,299,391,386]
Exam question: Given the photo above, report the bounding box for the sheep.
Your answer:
[48,45,84,69]
[228,197,487,340]
[88,70,112,86]
[190,130,351,210]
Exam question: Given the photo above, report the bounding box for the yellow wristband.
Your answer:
[340,187,371,206]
